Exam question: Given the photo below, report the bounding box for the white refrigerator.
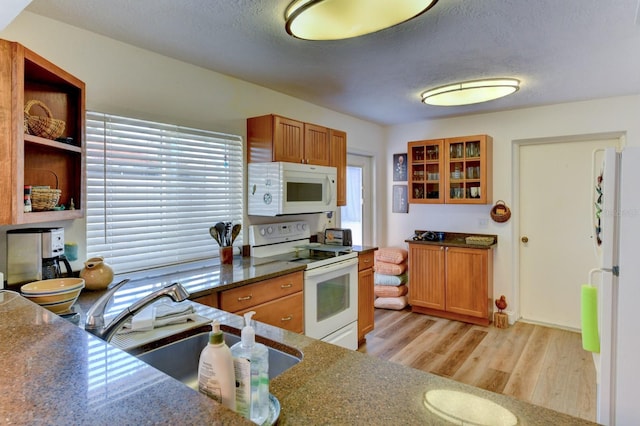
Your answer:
[591,147,640,425]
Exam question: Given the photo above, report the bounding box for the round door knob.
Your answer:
[521,236,529,243]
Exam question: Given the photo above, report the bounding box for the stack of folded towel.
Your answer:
[118,301,197,334]
[373,247,409,310]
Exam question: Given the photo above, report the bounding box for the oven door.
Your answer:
[304,257,358,347]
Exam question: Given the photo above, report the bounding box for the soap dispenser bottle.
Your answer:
[230,311,269,424]
[198,321,236,410]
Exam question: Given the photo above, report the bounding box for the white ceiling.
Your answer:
[25,0,640,126]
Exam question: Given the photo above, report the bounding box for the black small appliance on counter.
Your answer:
[324,228,352,246]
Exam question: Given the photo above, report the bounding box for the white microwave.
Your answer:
[248,162,337,216]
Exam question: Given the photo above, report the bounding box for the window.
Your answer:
[86,112,243,274]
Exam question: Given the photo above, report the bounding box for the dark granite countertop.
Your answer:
[352,245,378,255]
[1,255,596,425]
[71,255,305,313]
[406,231,498,249]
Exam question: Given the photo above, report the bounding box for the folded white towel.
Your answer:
[155,301,195,319]
[118,302,196,334]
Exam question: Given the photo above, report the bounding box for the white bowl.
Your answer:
[38,297,77,314]
[22,287,82,305]
[21,278,85,295]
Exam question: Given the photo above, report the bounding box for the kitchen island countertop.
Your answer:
[1,255,596,425]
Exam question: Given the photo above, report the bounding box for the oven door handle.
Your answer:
[304,257,358,278]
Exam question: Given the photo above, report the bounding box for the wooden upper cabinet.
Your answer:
[304,123,330,166]
[247,113,348,206]
[0,39,85,225]
[274,116,304,163]
[444,135,493,205]
[330,129,347,206]
[247,114,331,166]
[408,135,492,205]
[408,139,445,204]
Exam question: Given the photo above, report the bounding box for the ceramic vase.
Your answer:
[80,256,114,291]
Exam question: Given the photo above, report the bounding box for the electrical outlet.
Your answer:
[478,218,489,228]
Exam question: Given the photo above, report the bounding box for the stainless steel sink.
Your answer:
[136,330,302,390]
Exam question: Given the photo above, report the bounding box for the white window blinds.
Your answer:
[85,111,243,274]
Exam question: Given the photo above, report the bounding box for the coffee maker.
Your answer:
[6,228,72,287]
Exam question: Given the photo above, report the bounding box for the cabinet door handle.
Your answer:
[363,258,371,264]
[441,247,445,251]
[280,283,293,289]
[281,315,293,322]
[237,295,252,301]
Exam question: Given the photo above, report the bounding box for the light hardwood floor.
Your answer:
[358,307,597,422]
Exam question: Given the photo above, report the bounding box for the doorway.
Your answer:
[340,153,373,246]
[518,135,621,329]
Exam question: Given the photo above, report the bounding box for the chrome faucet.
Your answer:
[85,279,190,342]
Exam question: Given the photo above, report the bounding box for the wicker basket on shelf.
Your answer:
[24,100,66,140]
[31,188,62,211]
[465,235,495,246]
[29,170,62,211]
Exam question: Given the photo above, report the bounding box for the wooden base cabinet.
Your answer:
[0,39,85,225]
[408,243,493,326]
[218,271,304,333]
[357,251,375,344]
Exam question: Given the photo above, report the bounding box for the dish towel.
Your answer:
[581,284,600,353]
[118,301,197,334]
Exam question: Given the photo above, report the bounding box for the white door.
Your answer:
[340,154,373,246]
[519,138,618,328]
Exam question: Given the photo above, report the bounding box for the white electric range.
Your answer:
[249,221,359,350]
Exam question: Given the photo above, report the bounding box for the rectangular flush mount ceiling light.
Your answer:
[421,78,520,106]
[285,0,439,40]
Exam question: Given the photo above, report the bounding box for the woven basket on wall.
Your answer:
[490,200,512,223]
[24,100,66,140]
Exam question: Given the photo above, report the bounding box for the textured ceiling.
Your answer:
[26,0,640,125]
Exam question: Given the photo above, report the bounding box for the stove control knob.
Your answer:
[266,226,274,235]
[297,223,305,231]
[259,228,266,236]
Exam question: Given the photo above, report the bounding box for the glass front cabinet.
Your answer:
[408,135,492,205]
[408,139,444,203]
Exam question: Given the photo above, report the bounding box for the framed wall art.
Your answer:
[393,153,407,182]
[392,185,408,213]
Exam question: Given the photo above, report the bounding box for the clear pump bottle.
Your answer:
[230,311,269,424]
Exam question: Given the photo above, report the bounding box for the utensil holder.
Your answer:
[220,246,233,264]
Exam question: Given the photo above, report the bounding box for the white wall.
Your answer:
[0,0,31,31]
[3,12,639,322]
[386,95,640,321]
[0,12,387,274]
